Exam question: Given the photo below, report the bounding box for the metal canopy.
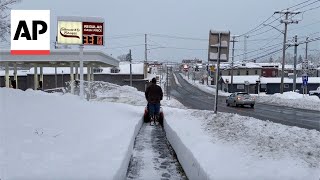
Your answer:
[0,49,119,68]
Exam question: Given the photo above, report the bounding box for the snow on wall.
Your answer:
[113,117,143,180]
[163,116,209,180]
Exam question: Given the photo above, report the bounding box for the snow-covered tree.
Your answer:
[269,56,274,63]
[0,0,21,42]
[117,54,130,61]
[298,55,303,64]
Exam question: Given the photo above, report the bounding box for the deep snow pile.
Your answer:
[0,88,142,179]
[257,92,320,111]
[90,81,185,109]
[164,108,320,180]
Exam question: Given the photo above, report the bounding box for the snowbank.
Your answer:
[91,81,186,109]
[0,88,142,180]
[173,73,181,87]
[179,73,230,96]
[257,92,320,111]
[164,108,320,180]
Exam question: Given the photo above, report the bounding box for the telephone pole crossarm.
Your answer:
[274,9,301,94]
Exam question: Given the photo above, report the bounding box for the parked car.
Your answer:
[309,86,320,98]
[226,92,255,108]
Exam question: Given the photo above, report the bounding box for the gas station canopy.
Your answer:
[0,49,119,68]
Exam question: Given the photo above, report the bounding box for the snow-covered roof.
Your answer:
[221,75,260,84]
[0,49,119,68]
[99,62,144,75]
[235,63,261,69]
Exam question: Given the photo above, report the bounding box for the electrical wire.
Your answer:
[292,0,320,11]
[149,33,207,41]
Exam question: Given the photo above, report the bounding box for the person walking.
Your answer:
[145,77,163,125]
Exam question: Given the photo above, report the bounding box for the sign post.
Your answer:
[208,30,231,114]
[57,16,105,99]
[302,74,308,95]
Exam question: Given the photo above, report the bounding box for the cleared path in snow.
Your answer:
[126,123,187,180]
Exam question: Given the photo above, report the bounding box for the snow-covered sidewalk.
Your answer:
[0,88,142,179]
[164,108,320,180]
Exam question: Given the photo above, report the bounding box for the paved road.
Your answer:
[171,73,320,131]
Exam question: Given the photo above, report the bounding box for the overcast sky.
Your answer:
[8,0,320,62]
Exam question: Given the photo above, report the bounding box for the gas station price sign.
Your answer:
[83,22,104,45]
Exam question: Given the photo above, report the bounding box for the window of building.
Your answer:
[111,67,120,73]
[93,68,103,73]
[255,70,258,75]
[228,71,231,75]
[284,84,289,88]
[237,84,244,89]
[237,70,240,75]
[246,70,249,75]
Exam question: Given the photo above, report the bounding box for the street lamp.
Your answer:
[263,24,284,34]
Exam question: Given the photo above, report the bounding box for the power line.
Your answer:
[301,4,320,13]
[249,24,282,37]
[238,14,276,37]
[149,45,207,51]
[289,19,320,31]
[233,41,284,58]
[292,0,320,11]
[282,0,315,11]
[238,0,318,38]
[149,33,207,41]
[103,44,145,49]
[106,34,145,40]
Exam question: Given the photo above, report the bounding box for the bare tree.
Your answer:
[117,54,128,61]
[0,0,21,42]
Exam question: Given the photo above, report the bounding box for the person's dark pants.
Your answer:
[148,103,160,117]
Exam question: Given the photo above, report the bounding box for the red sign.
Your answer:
[83,22,103,35]
[82,22,104,45]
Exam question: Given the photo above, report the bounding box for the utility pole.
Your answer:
[293,35,298,92]
[305,37,309,63]
[230,35,238,93]
[243,35,249,62]
[304,37,309,94]
[145,34,147,62]
[274,9,300,94]
[54,41,58,88]
[129,49,133,86]
[214,33,222,114]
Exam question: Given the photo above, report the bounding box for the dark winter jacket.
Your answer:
[145,83,163,104]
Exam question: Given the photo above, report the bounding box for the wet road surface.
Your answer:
[171,73,320,131]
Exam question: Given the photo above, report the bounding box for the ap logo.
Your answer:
[11,10,50,55]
